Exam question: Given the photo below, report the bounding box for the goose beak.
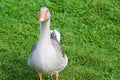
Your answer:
[40,12,46,22]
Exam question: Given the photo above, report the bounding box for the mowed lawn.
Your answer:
[0,0,120,80]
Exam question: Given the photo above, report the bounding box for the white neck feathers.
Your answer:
[39,19,51,43]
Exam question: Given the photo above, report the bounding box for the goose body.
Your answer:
[28,7,68,80]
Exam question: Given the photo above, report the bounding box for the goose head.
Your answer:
[39,7,50,22]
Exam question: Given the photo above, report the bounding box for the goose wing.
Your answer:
[51,38,65,57]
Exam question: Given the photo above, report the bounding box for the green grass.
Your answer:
[0,0,120,80]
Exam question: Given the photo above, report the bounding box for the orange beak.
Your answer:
[40,12,46,21]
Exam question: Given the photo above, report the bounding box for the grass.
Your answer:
[0,0,120,80]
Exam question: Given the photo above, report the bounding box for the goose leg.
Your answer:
[55,73,59,80]
[38,73,42,80]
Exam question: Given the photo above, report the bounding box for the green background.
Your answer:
[0,0,120,80]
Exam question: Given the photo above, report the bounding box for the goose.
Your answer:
[28,7,68,80]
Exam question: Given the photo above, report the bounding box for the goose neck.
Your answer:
[39,19,51,41]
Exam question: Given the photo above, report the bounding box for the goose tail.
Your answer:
[50,29,61,42]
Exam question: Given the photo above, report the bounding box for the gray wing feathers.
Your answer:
[51,39,65,57]
[30,42,37,53]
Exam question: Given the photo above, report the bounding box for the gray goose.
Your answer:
[28,7,68,80]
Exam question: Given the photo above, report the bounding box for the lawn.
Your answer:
[0,0,120,80]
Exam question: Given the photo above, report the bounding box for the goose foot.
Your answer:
[38,73,42,80]
[55,73,59,80]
